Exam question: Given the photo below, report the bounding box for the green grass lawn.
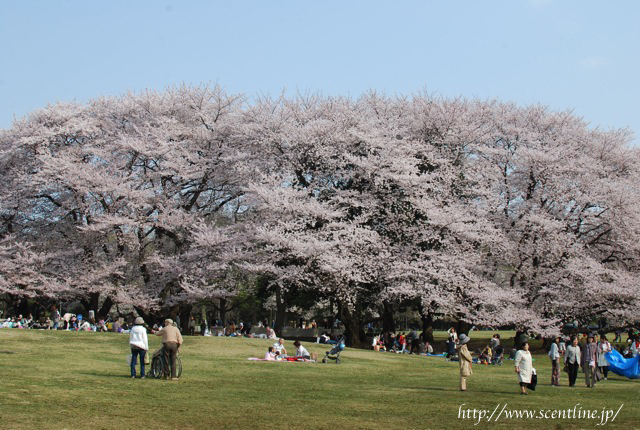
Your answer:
[0,329,637,429]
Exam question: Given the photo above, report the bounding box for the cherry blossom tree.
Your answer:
[0,85,251,325]
[1,87,638,339]
[473,102,640,334]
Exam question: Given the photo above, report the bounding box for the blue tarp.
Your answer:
[605,350,640,379]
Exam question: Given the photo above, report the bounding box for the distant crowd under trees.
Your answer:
[1,85,639,347]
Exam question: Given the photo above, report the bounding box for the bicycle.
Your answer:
[147,347,183,379]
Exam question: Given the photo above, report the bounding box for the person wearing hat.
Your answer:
[457,333,473,391]
[129,317,149,378]
[155,318,183,380]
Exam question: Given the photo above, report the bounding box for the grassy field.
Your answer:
[0,329,637,430]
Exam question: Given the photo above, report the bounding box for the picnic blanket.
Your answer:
[247,357,314,362]
[605,350,640,379]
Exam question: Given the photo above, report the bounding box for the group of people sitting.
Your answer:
[371,329,434,355]
[1,314,39,329]
[187,320,277,339]
[253,338,318,362]
[445,329,504,365]
[0,313,110,332]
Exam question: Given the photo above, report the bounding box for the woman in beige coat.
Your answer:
[457,333,473,391]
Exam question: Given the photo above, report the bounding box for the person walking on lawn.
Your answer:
[457,333,473,391]
[582,333,598,388]
[565,337,581,387]
[548,337,561,386]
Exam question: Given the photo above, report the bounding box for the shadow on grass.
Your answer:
[412,385,516,395]
[79,371,152,379]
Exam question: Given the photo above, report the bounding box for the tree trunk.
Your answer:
[420,311,435,344]
[514,330,524,349]
[97,297,114,320]
[200,304,207,324]
[340,300,366,348]
[274,285,286,337]
[457,320,472,337]
[80,293,113,321]
[178,304,193,334]
[80,292,100,316]
[12,297,31,318]
[20,298,32,317]
[134,306,158,327]
[219,298,227,326]
[382,301,396,334]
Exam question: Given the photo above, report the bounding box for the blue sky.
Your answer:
[1,0,638,143]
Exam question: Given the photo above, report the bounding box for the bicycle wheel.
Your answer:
[151,356,164,379]
[176,356,182,378]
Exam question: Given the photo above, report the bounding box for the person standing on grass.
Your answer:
[630,337,640,357]
[564,337,581,387]
[407,328,419,352]
[457,334,473,391]
[490,334,500,352]
[155,318,183,380]
[515,342,534,395]
[448,327,458,344]
[129,317,149,379]
[612,330,622,343]
[548,337,561,386]
[558,337,567,357]
[582,333,598,388]
[189,316,196,336]
[597,335,612,380]
[50,305,60,330]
